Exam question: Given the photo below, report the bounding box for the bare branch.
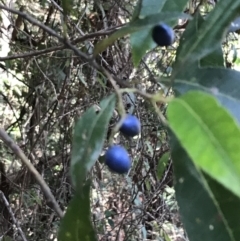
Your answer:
[0,128,64,218]
[0,30,117,61]
[0,4,89,60]
[0,5,129,87]
[0,190,28,241]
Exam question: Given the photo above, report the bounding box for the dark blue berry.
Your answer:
[105,145,131,174]
[119,114,141,137]
[152,23,174,47]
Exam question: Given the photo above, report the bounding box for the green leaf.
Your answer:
[130,0,188,67]
[175,11,224,74]
[139,0,167,17]
[197,14,224,68]
[131,0,143,21]
[173,0,240,76]
[162,0,189,12]
[70,95,116,189]
[170,133,235,241]
[204,173,240,239]
[167,91,240,198]
[130,26,155,67]
[157,152,170,180]
[164,67,240,122]
[163,230,172,241]
[175,67,240,100]
[172,79,240,123]
[93,12,189,56]
[200,45,224,67]
[130,0,168,64]
[58,181,97,241]
[174,11,202,70]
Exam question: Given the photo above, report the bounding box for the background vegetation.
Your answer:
[0,0,240,240]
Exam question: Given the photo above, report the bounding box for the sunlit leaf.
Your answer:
[167,91,240,198]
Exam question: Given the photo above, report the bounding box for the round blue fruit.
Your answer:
[152,23,174,47]
[105,145,131,174]
[119,114,141,137]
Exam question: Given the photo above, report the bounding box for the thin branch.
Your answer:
[0,128,64,218]
[0,5,88,60]
[0,5,129,87]
[0,190,28,241]
[0,30,117,61]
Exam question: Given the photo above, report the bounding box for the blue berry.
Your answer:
[105,145,131,174]
[119,114,141,137]
[152,23,174,47]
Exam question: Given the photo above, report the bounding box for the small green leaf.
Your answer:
[58,181,97,241]
[167,91,240,198]
[173,0,240,75]
[107,219,114,228]
[163,230,172,241]
[94,12,189,56]
[71,95,116,189]
[157,152,170,180]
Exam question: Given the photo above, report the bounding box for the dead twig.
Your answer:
[0,190,28,241]
[0,128,64,218]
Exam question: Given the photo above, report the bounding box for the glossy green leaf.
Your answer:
[164,67,240,122]
[170,133,236,241]
[172,82,240,123]
[130,0,167,61]
[174,83,240,124]
[176,67,240,99]
[93,12,189,56]
[58,181,97,241]
[167,91,240,198]
[175,11,224,75]
[70,95,116,189]
[173,0,240,76]
[130,0,188,67]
